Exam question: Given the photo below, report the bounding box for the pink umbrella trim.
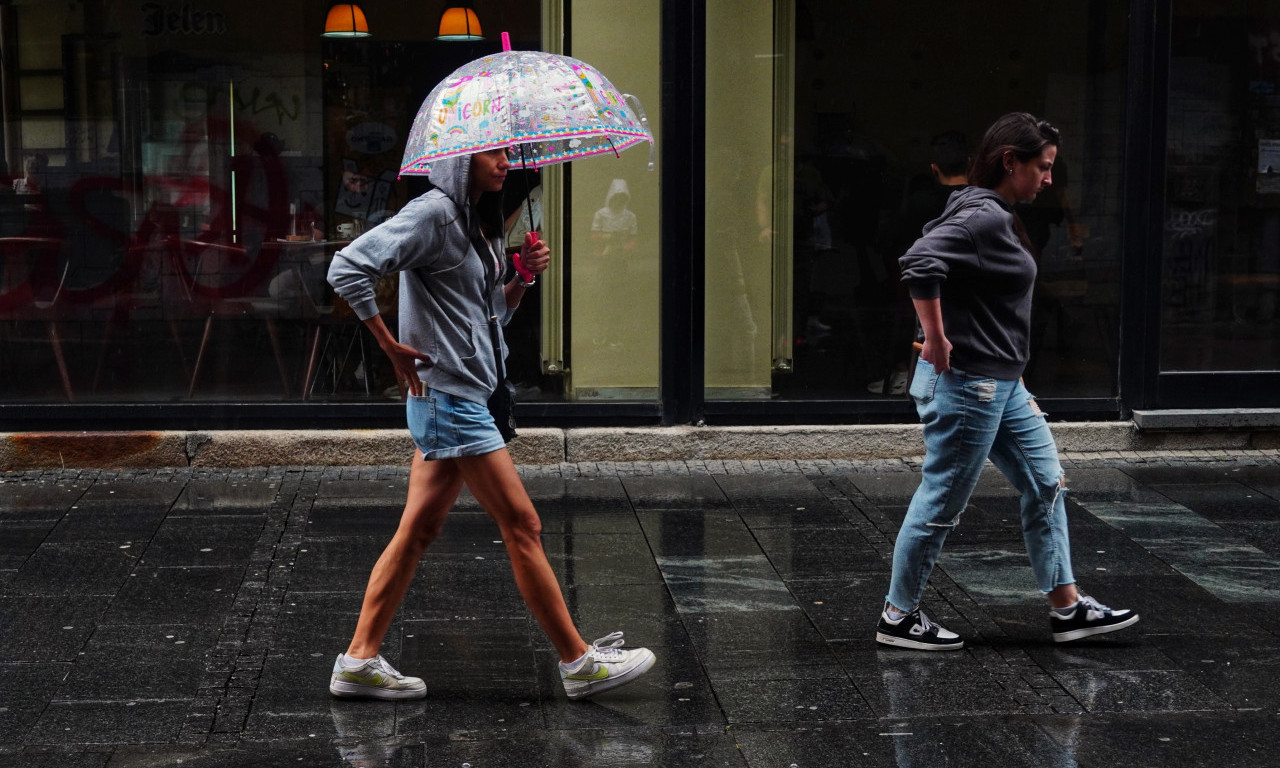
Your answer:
[400,135,651,174]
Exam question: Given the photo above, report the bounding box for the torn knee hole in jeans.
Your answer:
[927,512,962,529]
[1049,474,1066,505]
[970,379,997,402]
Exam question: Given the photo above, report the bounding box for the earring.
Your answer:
[1007,168,1013,176]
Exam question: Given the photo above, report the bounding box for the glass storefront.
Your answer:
[565,0,661,403]
[706,1,1130,403]
[0,0,542,405]
[0,0,1275,425]
[1163,0,1280,373]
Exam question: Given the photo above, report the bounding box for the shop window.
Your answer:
[0,0,545,405]
[562,1,661,402]
[707,0,1129,402]
[1162,1,1280,372]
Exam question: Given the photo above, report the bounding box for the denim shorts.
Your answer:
[406,389,506,460]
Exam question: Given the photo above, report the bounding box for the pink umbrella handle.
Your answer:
[513,232,537,282]
[502,31,511,51]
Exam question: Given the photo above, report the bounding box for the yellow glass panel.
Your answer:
[16,10,63,70]
[704,0,777,398]
[20,118,65,150]
[567,0,661,400]
[19,75,64,112]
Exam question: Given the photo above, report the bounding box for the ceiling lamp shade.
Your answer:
[323,4,370,38]
[437,6,484,41]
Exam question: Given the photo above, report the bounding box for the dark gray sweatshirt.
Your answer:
[898,186,1036,380]
[327,154,515,405]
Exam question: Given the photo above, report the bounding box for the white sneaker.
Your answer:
[559,631,656,700]
[329,654,427,700]
[867,371,908,395]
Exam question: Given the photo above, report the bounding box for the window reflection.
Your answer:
[707,0,1128,401]
[0,1,542,405]
[1162,3,1280,372]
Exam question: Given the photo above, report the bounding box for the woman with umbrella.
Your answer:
[325,147,655,700]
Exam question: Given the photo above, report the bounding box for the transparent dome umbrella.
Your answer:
[401,33,654,176]
[401,34,653,279]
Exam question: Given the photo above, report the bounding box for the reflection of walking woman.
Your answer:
[876,113,1138,650]
[326,148,655,699]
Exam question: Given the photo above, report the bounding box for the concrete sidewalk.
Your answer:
[4,419,1280,469]
[2,454,1279,766]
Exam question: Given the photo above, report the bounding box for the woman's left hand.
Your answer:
[519,232,550,278]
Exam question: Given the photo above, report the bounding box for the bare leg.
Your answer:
[455,449,591,663]
[346,452,463,659]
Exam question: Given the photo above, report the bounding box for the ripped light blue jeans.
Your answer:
[886,358,1075,612]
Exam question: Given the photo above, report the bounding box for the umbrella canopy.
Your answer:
[400,42,653,175]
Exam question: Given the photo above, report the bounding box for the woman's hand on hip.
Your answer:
[381,341,432,396]
[921,335,952,373]
[361,313,430,396]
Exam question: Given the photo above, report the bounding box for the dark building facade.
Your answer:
[0,1,1275,431]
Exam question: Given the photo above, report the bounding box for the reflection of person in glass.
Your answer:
[877,113,1138,650]
[590,178,637,259]
[870,131,970,395]
[335,159,396,230]
[13,153,47,195]
[1020,157,1083,370]
[326,148,655,702]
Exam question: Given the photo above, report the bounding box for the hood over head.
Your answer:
[426,151,506,243]
[605,178,631,207]
[426,153,473,210]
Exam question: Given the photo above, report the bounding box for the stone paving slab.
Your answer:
[2,454,1279,766]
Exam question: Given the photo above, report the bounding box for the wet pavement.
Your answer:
[2,455,1279,767]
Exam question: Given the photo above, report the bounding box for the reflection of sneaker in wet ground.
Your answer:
[559,631,656,700]
[329,654,427,700]
[867,370,908,395]
[331,702,399,768]
[1051,595,1139,642]
[875,605,964,651]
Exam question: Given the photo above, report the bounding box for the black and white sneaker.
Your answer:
[1050,595,1139,642]
[875,605,964,651]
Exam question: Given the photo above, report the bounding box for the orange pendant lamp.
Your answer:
[437,5,484,41]
[323,4,370,38]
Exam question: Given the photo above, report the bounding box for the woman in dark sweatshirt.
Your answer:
[877,113,1138,650]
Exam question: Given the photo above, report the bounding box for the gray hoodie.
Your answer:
[898,186,1037,380]
[327,154,515,404]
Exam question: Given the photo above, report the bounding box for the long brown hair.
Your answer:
[968,112,1059,248]
[968,112,1060,191]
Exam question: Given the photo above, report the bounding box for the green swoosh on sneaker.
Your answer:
[341,670,386,686]
[565,665,610,681]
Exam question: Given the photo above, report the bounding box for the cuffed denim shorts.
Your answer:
[406,389,506,460]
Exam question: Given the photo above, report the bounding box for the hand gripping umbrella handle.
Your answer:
[514,234,537,283]
[512,141,538,284]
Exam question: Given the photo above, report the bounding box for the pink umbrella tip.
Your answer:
[501,31,511,51]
